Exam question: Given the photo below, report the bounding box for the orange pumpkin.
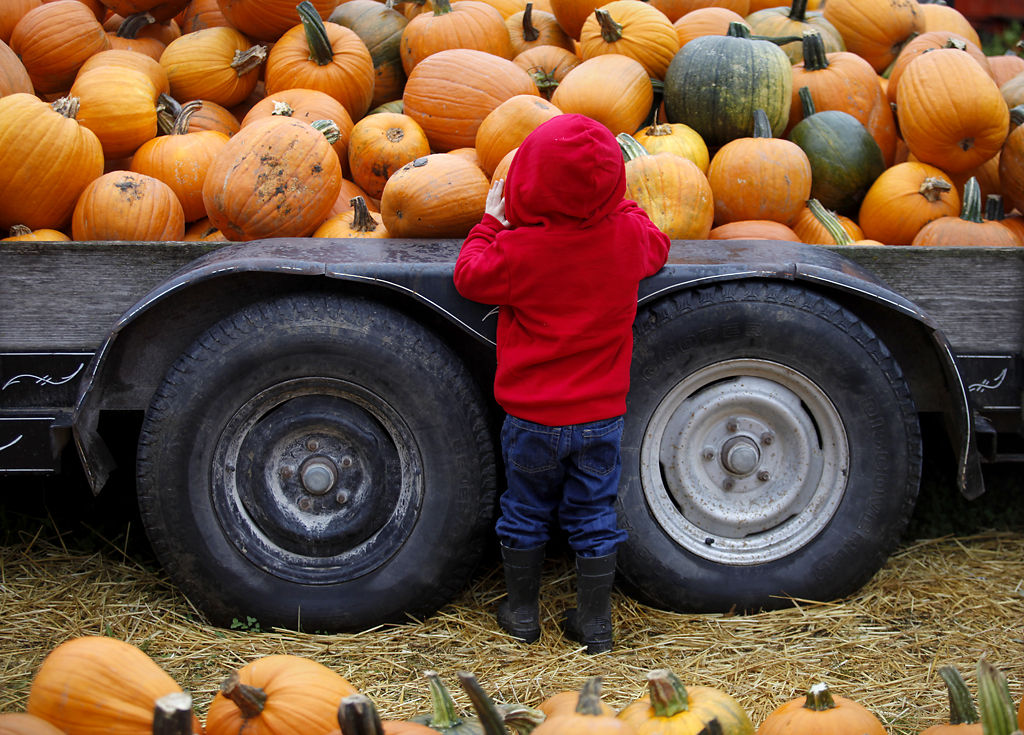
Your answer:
[98,0,188,23]
[70,64,160,160]
[2,225,70,241]
[325,178,377,219]
[77,49,170,97]
[400,0,513,75]
[708,219,800,241]
[0,94,104,231]
[402,48,539,152]
[217,0,339,42]
[887,31,993,107]
[791,201,863,245]
[491,146,517,182]
[9,0,110,94]
[176,0,230,32]
[26,636,202,735]
[347,111,431,198]
[651,0,748,21]
[184,217,228,240]
[0,713,67,735]
[512,44,580,99]
[539,691,616,718]
[506,3,574,56]
[917,3,980,47]
[858,161,961,245]
[822,0,920,74]
[0,38,32,96]
[205,655,358,735]
[0,0,41,45]
[897,47,1008,175]
[578,0,679,80]
[707,109,812,226]
[380,152,489,237]
[550,53,652,136]
[72,170,185,241]
[911,176,1020,247]
[173,97,240,136]
[1001,106,1024,214]
[672,7,744,49]
[617,669,754,735]
[919,666,984,735]
[265,3,376,121]
[533,678,634,735]
[160,26,266,108]
[475,94,562,177]
[314,195,388,237]
[105,13,171,60]
[756,683,886,735]
[203,116,343,240]
[548,0,603,40]
[131,100,230,221]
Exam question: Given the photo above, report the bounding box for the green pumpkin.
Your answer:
[663,22,793,149]
[787,86,885,215]
[743,0,845,64]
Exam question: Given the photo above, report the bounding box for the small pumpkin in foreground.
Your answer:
[618,668,754,735]
[911,177,1020,247]
[756,682,886,735]
[534,678,633,735]
[858,161,960,245]
[2,225,71,242]
[708,219,800,242]
[314,196,388,238]
[919,666,983,735]
[72,170,185,241]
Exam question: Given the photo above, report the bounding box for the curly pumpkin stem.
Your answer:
[171,100,204,135]
[575,676,606,716]
[117,11,156,38]
[919,176,953,203]
[646,669,691,718]
[421,671,465,730]
[976,659,1017,735]
[457,671,509,735]
[349,197,378,232]
[337,693,386,735]
[527,66,559,96]
[298,0,335,65]
[155,92,182,134]
[312,118,341,144]
[939,666,980,726]
[8,225,32,237]
[153,692,194,735]
[594,9,624,43]
[231,44,268,77]
[50,96,82,119]
[521,3,539,42]
[807,198,854,245]
[803,683,838,711]
[219,671,267,720]
[500,704,546,735]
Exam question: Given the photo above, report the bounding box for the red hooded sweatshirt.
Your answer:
[453,114,670,425]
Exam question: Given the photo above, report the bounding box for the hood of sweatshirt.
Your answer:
[503,113,626,228]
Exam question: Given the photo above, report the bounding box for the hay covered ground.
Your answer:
[1,464,1023,735]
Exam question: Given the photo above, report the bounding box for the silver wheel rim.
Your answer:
[640,358,849,565]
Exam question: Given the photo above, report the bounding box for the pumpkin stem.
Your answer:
[9,225,32,237]
[800,29,829,71]
[50,96,82,119]
[312,118,341,144]
[726,21,751,38]
[421,671,465,730]
[432,0,454,15]
[939,666,980,726]
[170,100,204,135]
[1009,104,1024,129]
[521,3,539,42]
[616,132,649,161]
[752,108,772,138]
[985,194,1005,222]
[116,11,156,38]
[500,704,547,735]
[646,669,692,718]
[153,692,194,735]
[230,44,268,78]
[919,176,953,203]
[297,0,335,65]
[943,36,967,51]
[574,676,606,717]
[976,659,1018,735]
[337,694,386,735]
[457,672,510,735]
[349,197,379,232]
[594,8,623,43]
[798,86,816,118]
[802,683,838,712]
[959,176,984,224]
[526,66,559,97]
[156,92,183,134]
[807,198,854,245]
[787,0,808,22]
[271,100,296,116]
[219,671,267,720]
[697,719,724,735]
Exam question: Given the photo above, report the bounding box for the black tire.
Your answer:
[619,282,922,612]
[136,292,496,631]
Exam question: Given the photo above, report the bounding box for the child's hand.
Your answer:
[486,178,509,227]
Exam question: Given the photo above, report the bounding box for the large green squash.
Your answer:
[787,85,884,215]
[663,22,793,149]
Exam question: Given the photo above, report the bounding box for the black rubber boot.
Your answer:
[496,544,545,643]
[561,552,616,653]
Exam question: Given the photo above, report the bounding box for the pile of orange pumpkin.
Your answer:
[1,636,1023,735]
[1,0,1024,245]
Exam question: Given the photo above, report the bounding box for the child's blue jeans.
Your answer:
[495,414,629,557]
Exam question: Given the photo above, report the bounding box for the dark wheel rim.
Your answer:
[211,377,422,584]
[640,358,849,565]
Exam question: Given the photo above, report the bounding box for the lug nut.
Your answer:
[761,431,774,446]
[702,446,715,461]
[757,470,771,482]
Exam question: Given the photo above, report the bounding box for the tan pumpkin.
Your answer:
[578,0,679,80]
[159,26,265,108]
[672,7,744,49]
[314,195,388,237]
[550,53,653,136]
[0,94,104,231]
[632,117,708,172]
[897,47,1009,175]
[202,116,343,240]
[131,100,230,221]
[400,0,513,75]
[403,48,539,151]
[217,0,339,42]
[380,152,489,237]
[475,94,562,177]
[858,161,961,245]
[265,3,376,121]
[821,0,920,73]
[512,44,580,99]
[347,111,430,198]
[70,64,160,160]
[0,38,33,96]
[26,636,202,735]
[72,170,185,241]
[9,0,110,94]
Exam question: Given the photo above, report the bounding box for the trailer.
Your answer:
[2,237,1021,631]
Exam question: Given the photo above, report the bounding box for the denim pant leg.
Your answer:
[495,415,565,550]
[558,416,628,558]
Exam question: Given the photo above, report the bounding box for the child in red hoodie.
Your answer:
[453,114,670,653]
